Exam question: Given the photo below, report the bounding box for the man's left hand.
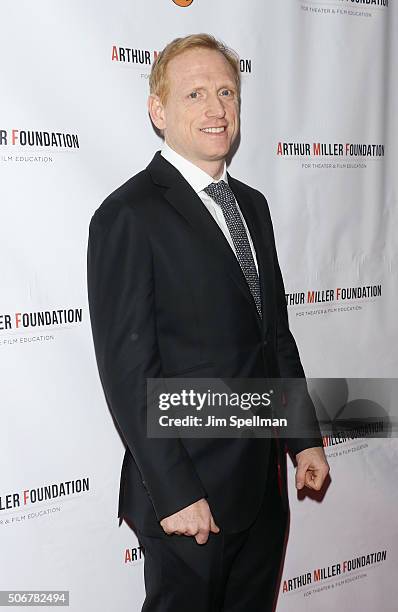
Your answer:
[295,447,330,491]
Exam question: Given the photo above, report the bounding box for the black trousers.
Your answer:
[137,440,289,612]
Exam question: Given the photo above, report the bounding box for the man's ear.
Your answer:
[148,94,166,130]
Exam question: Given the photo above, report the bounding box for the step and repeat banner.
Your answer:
[1,1,397,610]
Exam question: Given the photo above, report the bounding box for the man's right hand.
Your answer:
[160,498,220,544]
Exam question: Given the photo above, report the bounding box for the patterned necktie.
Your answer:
[204,180,262,318]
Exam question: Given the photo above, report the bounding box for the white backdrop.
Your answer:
[1,1,397,610]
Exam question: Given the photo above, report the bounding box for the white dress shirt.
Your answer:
[161,142,258,272]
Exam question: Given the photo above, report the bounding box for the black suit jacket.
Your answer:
[87,151,322,536]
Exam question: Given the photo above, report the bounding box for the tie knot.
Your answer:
[203,180,235,206]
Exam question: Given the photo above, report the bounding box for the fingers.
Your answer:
[159,500,220,543]
[295,448,330,491]
[298,465,329,491]
[210,514,220,534]
[161,519,219,544]
[161,523,175,536]
[305,469,322,490]
[186,518,216,544]
[195,526,210,545]
[295,463,307,490]
[309,466,329,490]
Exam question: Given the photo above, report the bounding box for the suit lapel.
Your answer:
[148,152,266,332]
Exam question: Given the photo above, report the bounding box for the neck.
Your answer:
[186,156,225,180]
[208,162,225,180]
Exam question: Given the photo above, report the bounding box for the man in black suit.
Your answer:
[87,34,329,612]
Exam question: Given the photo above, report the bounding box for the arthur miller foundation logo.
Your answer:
[0,127,80,164]
[285,284,382,307]
[277,141,385,158]
[282,549,387,595]
[0,478,90,512]
[284,283,382,319]
[0,128,79,149]
[0,306,83,347]
[124,545,144,564]
[0,307,83,332]
[111,43,252,73]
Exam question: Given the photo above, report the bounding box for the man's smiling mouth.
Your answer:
[200,127,226,134]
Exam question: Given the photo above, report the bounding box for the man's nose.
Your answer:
[205,93,226,118]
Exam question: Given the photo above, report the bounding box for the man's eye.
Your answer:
[220,89,232,97]
[189,91,199,99]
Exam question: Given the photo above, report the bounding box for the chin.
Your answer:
[203,145,230,159]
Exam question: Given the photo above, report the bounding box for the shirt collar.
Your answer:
[161,141,228,194]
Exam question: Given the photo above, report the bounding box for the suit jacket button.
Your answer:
[263,340,268,347]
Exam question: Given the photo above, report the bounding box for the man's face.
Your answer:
[149,48,240,174]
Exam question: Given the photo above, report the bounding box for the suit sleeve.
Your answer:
[262,195,324,456]
[87,199,207,522]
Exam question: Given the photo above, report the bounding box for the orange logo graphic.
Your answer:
[172,0,193,6]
